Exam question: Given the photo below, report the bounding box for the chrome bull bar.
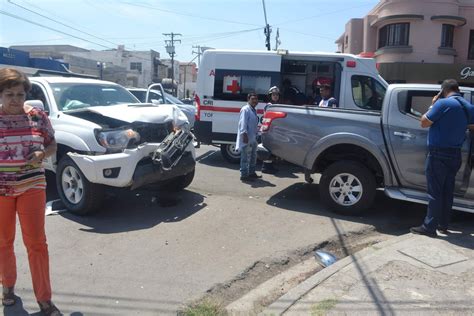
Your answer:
[152,129,194,171]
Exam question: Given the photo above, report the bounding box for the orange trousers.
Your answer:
[0,189,52,302]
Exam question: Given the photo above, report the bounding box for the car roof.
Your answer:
[29,76,121,85]
[389,83,474,91]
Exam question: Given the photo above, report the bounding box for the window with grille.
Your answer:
[378,23,410,48]
[441,24,454,48]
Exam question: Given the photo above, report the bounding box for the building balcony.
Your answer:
[371,14,424,27]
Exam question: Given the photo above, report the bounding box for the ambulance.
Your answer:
[193,49,387,163]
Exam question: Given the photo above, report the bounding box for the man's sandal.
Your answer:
[38,300,61,316]
[2,287,16,306]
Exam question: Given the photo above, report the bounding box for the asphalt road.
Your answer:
[4,145,473,315]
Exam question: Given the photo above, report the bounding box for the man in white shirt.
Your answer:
[236,92,261,182]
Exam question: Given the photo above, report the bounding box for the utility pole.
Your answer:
[262,0,271,51]
[163,32,182,96]
[183,54,199,99]
[192,45,202,66]
[275,28,281,50]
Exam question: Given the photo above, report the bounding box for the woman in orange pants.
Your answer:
[0,68,60,316]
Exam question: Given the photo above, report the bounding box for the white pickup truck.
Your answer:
[26,77,196,215]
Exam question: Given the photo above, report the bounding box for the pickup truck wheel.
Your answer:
[320,161,376,215]
[56,156,104,215]
[221,144,240,164]
[166,168,195,191]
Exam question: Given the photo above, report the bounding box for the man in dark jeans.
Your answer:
[411,79,474,237]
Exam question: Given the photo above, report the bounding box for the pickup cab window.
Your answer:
[351,75,386,111]
[399,90,466,119]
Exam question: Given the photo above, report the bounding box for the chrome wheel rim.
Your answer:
[61,166,84,204]
[329,173,363,206]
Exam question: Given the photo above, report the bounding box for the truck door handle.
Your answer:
[394,131,415,139]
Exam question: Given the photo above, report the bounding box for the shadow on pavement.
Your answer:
[3,297,29,316]
[197,149,301,180]
[197,149,240,170]
[59,189,206,234]
[249,179,277,188]
[266,182,474,238]
[3,287,179,315]
[45,167,206,234]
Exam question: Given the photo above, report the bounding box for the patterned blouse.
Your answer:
[0,107,55,196]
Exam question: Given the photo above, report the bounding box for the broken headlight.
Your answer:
[96,129,141,151]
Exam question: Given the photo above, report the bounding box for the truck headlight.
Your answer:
[96,129,141,151]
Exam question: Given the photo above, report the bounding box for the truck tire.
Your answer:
[221,144,240,164]
[166,168,195,191]
[320,161,376,215]
[56,156,104,215]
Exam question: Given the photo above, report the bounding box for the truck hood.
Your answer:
[64,103,189,128]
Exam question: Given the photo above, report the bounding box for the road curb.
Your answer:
[259,233,413,315]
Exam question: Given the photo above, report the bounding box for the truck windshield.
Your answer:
[50,83,140,111]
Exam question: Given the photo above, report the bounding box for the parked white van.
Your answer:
[193,49,387,162]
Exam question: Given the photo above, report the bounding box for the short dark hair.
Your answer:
[0,68,31,93]
[441,79,460,93]
[247,92,258,100]
[320,84,332,91]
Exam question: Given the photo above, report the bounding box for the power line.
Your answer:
[119,1,262,27]
[0,10,113,49]
[192,45,205,66]
[273,3,375,26]
[7,0,119,47]
[187,28,263,46]
[1,4,160,64]
[4,0,160,64]
[278,28,336,41]
[123,27,263,46]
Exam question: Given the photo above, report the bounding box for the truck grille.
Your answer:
[134,122,174,144]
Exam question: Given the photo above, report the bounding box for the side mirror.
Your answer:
[25,100,45,111]
[151,99,163,104]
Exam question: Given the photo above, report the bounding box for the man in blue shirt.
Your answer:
[411,79,474,237]
[236,92,261,182]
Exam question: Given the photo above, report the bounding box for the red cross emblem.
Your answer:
[226,80,240,94]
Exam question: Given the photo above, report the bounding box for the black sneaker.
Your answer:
[249,173,262,179]
[410,225,437,238]
[437,227,449,234]
[240,176,255,182]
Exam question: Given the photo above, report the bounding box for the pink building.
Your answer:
[336,0,474,86]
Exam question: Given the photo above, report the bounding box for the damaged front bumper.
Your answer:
[68,141,195,189]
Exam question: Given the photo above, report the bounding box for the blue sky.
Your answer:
[0,0,379,64]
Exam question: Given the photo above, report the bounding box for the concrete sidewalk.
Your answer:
[261,230,474,315]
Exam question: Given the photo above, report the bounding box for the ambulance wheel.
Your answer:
[221,144,240,164]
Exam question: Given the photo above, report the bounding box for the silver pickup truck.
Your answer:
[262,84,474,215]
